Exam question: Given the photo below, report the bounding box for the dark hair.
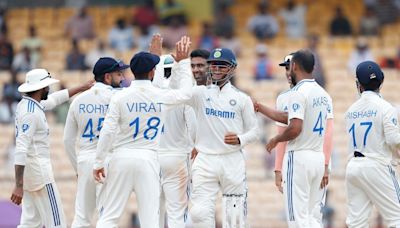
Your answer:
[94,74,105,83]
[134,72,149,80]
[361,79,382,91]
[291,50,315,74]
[190,49,210,59]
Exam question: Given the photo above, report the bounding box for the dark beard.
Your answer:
[111,80,121,88]
[290,72,297,86]
[41,90,49,100]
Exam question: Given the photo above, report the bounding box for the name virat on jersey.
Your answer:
[126,102,163,113]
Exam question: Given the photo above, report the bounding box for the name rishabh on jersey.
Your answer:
[287,79,333,153]
[345,91,400,164]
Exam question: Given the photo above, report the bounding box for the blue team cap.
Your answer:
[130,52,160,75]
[356,61,384,85]
[207,48,237,66]
[93,57,129,75]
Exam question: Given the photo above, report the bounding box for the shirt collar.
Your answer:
[361,91,381,98]
[22,96,44,110]
[93,82,113,90]
[130,80,152,87]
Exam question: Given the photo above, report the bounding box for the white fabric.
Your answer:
[18,183,66,228]
[14,90,69,191]
[159,154,190,228]
[94,59,193,169]
[94,59,192,227]
[282,150,325,228]
[185,82,259,155]
[96,150,161,228]
[275,89,291,127]
[152,59,196,154]
[247,14,279,36]
[190,151,247,227]
[287,79,334,153]
[345,91,400,164]
[71,156,103,228]
[346,158,400,227]
[18,69,59,93]
[63,82,116,172]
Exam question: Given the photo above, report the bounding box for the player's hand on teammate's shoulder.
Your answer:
[274,171,283,193]
[10,186,23,205]
[171,36,191,63]
[81,79,95,91]
[149,33,163,56]
[224,132,240,145]
[251,97,260,112]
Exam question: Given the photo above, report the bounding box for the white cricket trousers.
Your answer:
[18,182,66,228]
[72,156,102,228]
[96,149,161,228]
[159,153,190,228]
[190,151,247,228]
[346,157,400,227]
[282,150,325,228]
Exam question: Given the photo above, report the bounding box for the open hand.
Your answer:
[171,36,191,62]
[149,33,163,56]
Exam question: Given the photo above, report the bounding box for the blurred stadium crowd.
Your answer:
[0,0,400,227]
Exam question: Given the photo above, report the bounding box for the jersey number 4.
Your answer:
[82,118,105,142]
[313,111,324,136]
[348,121,372,148]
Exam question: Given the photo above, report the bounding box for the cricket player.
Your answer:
[153,54,197,228]
[191,49,210,86]
[63,57,129,228]
[93,36,193,228]
[11,68,92,228]
[345,61,400,227]
[270,53,333,198]
[259,50,333,227]
[187,48,259,227]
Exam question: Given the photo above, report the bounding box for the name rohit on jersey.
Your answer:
[79,104,109,114]
[205,107,235,119]
[346,110,378,119]
[126,102,163,112]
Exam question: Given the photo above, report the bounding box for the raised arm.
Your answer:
[41,80,94,111]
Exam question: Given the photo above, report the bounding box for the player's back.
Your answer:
[345,91,398,161]
[69,83,116,153]
[111,80,176,151]
[287,79,333,152]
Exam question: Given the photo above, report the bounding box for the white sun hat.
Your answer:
[18,69,60,93]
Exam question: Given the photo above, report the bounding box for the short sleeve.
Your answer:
[288,91,306,120]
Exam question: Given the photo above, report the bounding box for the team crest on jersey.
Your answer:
[393,118,398,126]
[229,99,237,106]
[292,103,300,112]
[206,97,211,102]
[22,124,29,133]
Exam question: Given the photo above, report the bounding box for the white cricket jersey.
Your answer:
[287,79,333,153]
[94,59,193,169]
[14,90,69,191]
[63,83,118,172]
[186,82,259,155]
[152,60,196,154]
[275,89,291,127]
[345,91,400,164]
